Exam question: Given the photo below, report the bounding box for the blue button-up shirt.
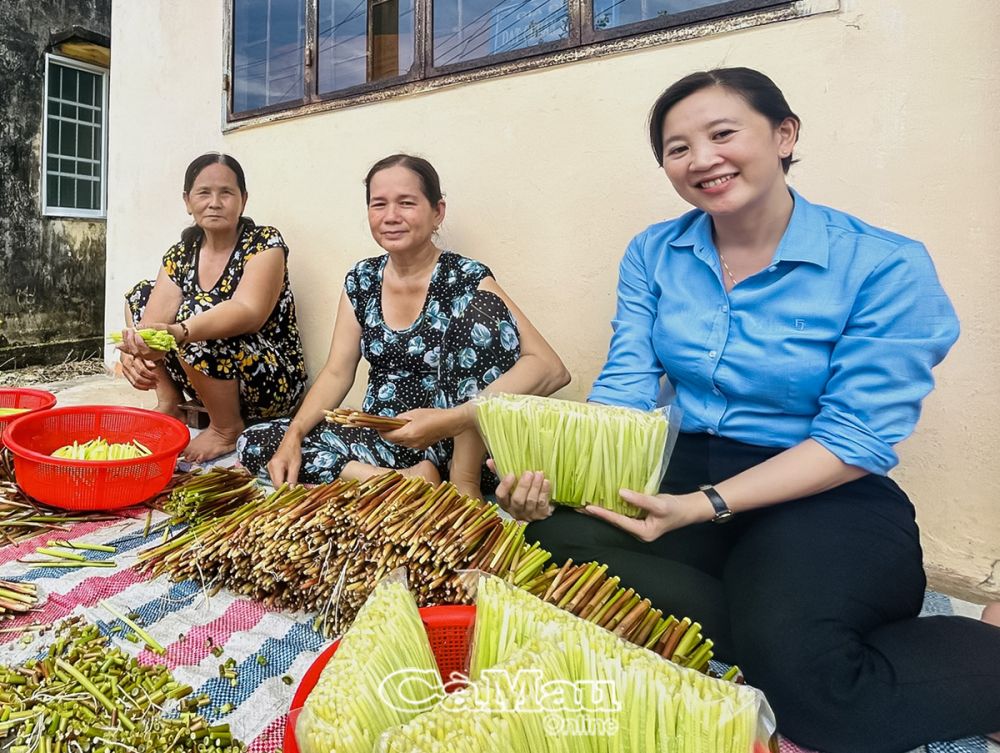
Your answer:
[589,190,959,475]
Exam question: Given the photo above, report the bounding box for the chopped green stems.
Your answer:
[476,393,671,517]
[100,601,166,655]
[35,547,87,561]
[107,328,177,351]
[451,575,762,753]
[17,560,116,568]
[0,619,243,751]
[297,581,442,753]
[46,539,117,553]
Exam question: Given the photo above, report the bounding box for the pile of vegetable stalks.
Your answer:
[476,393,671,517]
[135,472,720,675]
[0,617,244,752]
[107,327,177,351]
[0,481,117,546]
[296,579,442,753]
[0,579,37,619]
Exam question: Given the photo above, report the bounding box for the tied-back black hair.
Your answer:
[364,154,444,206]
[180,152,255,250]
[648,67,801,173]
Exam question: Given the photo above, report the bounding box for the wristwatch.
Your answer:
[698,484,734,524]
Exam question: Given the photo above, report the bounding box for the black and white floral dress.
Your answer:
[126,222,307,419]
[237,251,521,485]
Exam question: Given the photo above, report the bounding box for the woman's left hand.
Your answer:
[583,490,715,542]
[379,408,461,449]
[117,325,171,362]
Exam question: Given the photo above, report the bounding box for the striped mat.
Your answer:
[0,509,994,753]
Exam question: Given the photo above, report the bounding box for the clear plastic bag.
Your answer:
[476,393,681,517]
[294,569,444,753]
[378,573,776,752]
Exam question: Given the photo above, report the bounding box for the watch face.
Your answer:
[713,510,734,524]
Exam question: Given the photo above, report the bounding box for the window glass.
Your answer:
[233,0,306,112]
[45,60,105,214]
[433,0,569,67]
[593,0,730,30]
[318,0,415,94]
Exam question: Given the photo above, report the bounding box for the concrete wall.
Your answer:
[0,0,110,365]
[105,0,1000,599]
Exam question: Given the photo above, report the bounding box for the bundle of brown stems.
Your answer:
[135,472,717,671]
[323,408,409,431]
[0,447,14,483]
[0,481,117,546]
[0,578,38,619]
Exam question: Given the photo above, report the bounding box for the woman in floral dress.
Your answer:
[237,154,569,499]
[118,153,307,462]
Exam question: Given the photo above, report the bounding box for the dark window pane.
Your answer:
[78,126,94,159]
[94,76,103,105]
[60,65,79,101]
[46,118,60,158]
[62,104,79,122]
[59,177,75,208]
[78,72,95,105]
[47,174,59,207]
[76,180,93,210]
[233,0,306,113]
[47,155,58,172]
[433,0,568,67]
[60,120,76,157]
[593,0,730,30]
[48,65,60,97]
[79,106,94,124]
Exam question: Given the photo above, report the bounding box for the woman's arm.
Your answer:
[267,290,363,485]
[585,439,867,540]
[380,276,571,448]
[165,246,286,344]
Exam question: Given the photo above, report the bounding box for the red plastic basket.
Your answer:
[283,604,475,753]
[0,388,57,447]
[3,405,189,510]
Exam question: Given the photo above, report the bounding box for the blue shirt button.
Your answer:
[721,305,729,313]
[713,388,721,396]
[708,350,717,358]
[707,428,716,435]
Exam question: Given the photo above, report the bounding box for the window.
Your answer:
[43,55,109,218]
[228,0,796,119]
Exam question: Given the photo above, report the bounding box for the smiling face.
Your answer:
[183,163,247,234]
[367,164,445,254]
[660,86,798,219]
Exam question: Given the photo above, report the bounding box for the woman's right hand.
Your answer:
[267,433,303,486]
[489,459,554,522]
[119,351,158,391]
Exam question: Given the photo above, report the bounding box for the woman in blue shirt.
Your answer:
[498,68,1000,751]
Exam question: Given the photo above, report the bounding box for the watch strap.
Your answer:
[698,484,734,523]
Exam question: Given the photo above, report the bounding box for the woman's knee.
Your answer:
[236,420,287,474]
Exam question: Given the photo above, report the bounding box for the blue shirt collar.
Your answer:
[669,188,830,269]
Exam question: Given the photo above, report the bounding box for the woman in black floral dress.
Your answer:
[237,154,569,499]
[118,153,307,462]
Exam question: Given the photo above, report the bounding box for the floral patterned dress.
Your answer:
[237,251,521,485]
[126,222,307,419]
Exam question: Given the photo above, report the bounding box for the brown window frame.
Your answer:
[225,0,825,126]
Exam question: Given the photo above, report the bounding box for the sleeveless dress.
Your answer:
[237,251,520,485]
[126,222,307,418]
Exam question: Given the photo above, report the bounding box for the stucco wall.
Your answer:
[105,0,1000,598]
[0,0,110,363]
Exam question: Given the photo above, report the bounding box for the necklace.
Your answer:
[718,251,739,288]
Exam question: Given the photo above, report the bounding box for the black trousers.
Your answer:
[525,433,1000,753]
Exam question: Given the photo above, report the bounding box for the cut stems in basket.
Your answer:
[323,408,409,430]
